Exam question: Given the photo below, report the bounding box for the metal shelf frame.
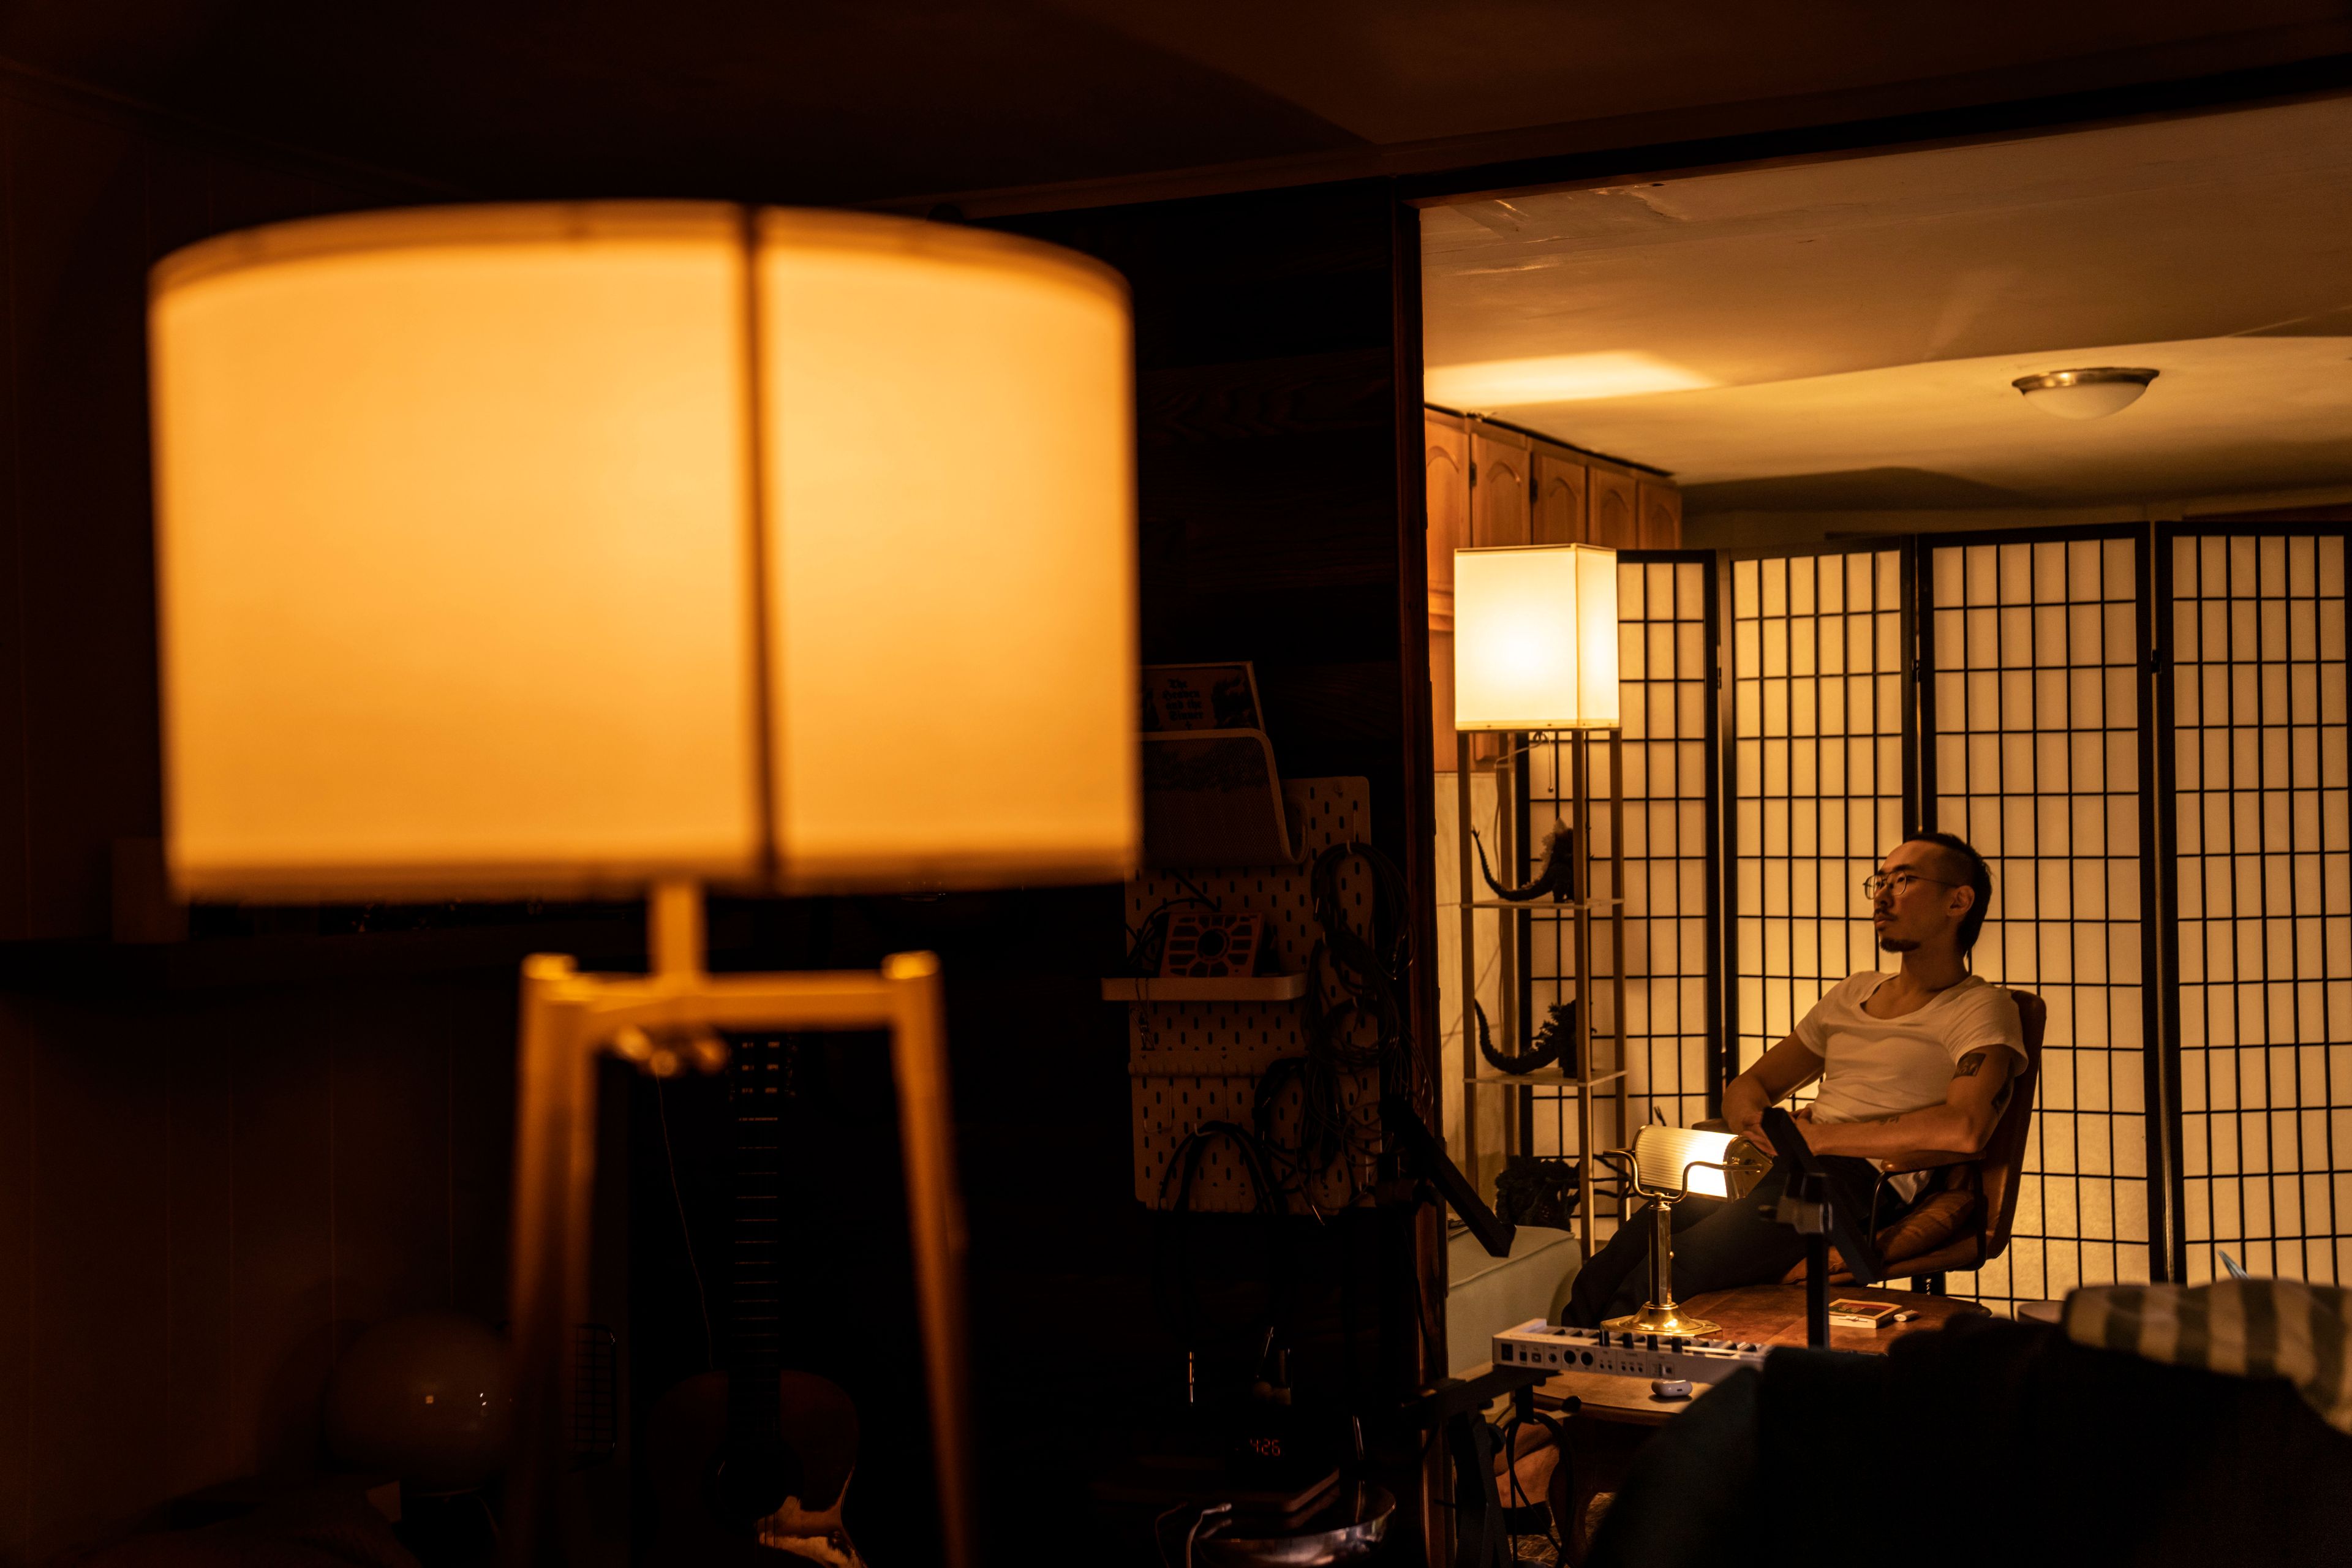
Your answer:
[1456,725,1629,1260]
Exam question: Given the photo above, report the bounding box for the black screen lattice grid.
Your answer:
[1921,531,2159,1309]
[1727,547,1913,1109]
[2162,528,2352,1286]
[1525,557,1717,1243]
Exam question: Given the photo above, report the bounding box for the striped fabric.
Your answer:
[2064,1279,2352,1434]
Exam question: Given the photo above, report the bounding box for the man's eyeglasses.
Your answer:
[1861,870,1959,900]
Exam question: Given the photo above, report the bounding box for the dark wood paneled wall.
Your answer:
[0,81,523,1567]
[1003,183,1428,871]
[0,948,530,1565]
[990,182,1441,1546]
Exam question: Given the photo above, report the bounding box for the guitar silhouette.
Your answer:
[646,1034,867,1566]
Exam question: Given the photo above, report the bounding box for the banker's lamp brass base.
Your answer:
[1601,1301,1722,1338]
[1596,1192,1720,1338]
[1596,1127,1766,1344]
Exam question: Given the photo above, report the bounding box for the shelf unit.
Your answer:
[1464,1068,1628,1089]
[1455,726,1627,1260]
[1099,974,1308,1003]
[1115,777,1376,1213]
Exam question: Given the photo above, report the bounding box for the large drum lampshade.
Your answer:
[149,203,1138,899]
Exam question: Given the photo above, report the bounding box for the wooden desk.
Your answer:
[1533,1285,1989,1559]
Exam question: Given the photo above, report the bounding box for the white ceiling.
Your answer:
[1421,96,2352,511]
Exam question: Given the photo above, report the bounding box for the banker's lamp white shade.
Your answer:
[149,203,1138,898]
[1629,1125,1741,1199]
[1452,544,1619,731]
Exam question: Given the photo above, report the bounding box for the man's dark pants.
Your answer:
[1564,1154,1906,1327]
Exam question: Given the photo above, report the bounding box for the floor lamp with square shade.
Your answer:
[146,204,1139,1566]
[1451,543,1618,1246]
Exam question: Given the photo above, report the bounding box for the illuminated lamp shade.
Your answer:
[1452,543,1619,731]
[148,203,1138,900]
[1626,1124,1743,1199]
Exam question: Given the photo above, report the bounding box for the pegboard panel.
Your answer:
[1128,777,1377,1211]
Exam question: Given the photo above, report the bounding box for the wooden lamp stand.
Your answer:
[503,880,974,1568]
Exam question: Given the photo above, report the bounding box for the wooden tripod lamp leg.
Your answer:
[505,954,592,1567]
[883,952,977,1568]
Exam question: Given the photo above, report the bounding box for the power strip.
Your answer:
[1491,1319,1770,1384]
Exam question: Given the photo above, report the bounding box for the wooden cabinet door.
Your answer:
[1532,448,1587,544]
[1426,410,1469,632]
[1469,427,1532,547]
[1588,466,1638,548]
[1637,481,1683,548]
[1427,412,1469,741]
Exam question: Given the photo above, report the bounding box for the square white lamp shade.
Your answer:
[1452,543,1619,731]
[148,203,1139,899]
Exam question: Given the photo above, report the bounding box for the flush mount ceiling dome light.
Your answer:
[2011,366,2160,420]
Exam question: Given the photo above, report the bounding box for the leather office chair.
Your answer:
[1782,987,2045,1292]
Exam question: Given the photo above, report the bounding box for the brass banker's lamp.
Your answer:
[147,205,1137,1566]
[1596,1126,1764,1337]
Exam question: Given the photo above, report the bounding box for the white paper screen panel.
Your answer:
[1924,533,2154,1310]
[1728,548,1909,1099]
[1524,562,1712,1114]
[2167,530,2352,1284]
[1526,558,1713,1231]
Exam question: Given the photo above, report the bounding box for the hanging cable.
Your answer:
[1150,1118,1291,1348]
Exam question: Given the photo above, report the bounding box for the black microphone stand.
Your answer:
[1775,1169,1834,1348]
[1757,1107,1884,1349]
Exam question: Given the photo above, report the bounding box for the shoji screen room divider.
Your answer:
[1722,520,2352,1308]
[1917,526,2163,1310]
[1725,545,1912,1106]
[2158,526,2352,1286]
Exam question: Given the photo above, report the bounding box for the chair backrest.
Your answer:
[1972,989,2046,1265]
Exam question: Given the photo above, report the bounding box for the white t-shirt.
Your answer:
[1792,972,2027,1201]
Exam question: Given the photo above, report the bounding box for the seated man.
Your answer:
[1565,830,2026,1327]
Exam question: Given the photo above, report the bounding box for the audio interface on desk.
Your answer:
[1491,1321,1771,1384]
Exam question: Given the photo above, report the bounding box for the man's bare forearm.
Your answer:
[1801,1103,1984,1160]
[1722,1072,1771,1139]
[1721,1037,1825,1156]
